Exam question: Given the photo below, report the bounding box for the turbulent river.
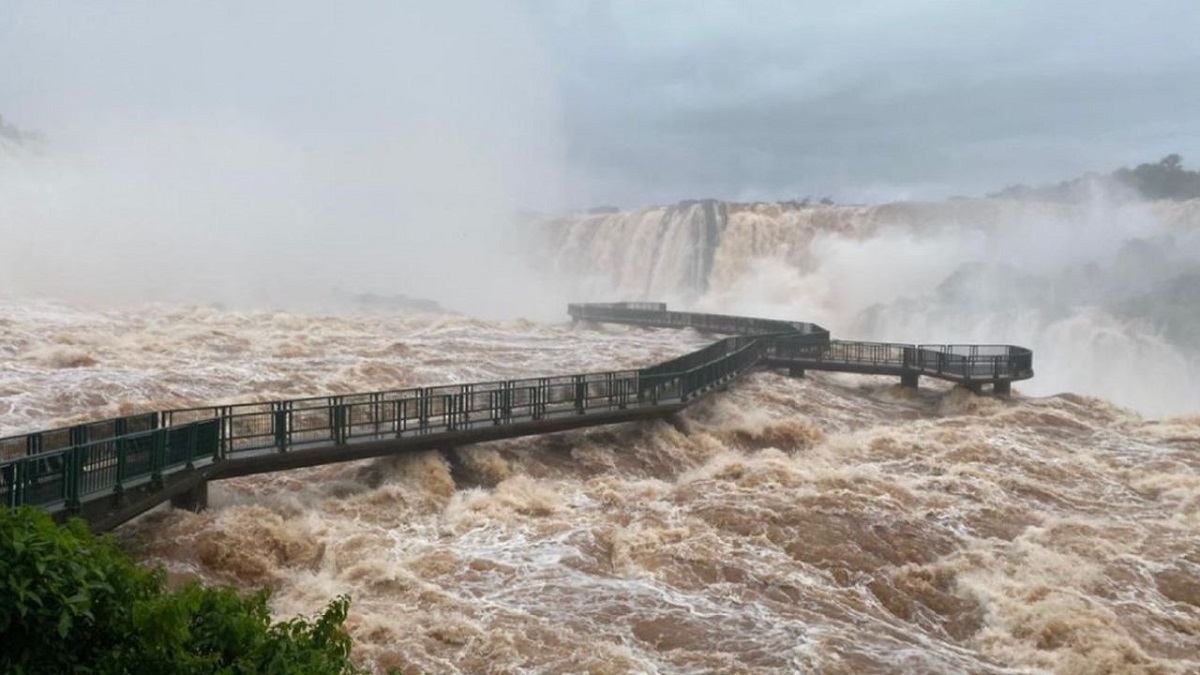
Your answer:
[3,197,1200,673]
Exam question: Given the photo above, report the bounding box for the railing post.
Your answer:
[327,396,345,445]
[336,403,348,446]
[538,378,549,419]
[219,406,232,459]
[65,446,82,512]
[17,459,29,507]
[417,388,429,432]
[574,375,586,414]
[372,392,383,437]
[114,437,126,498]
[1,461,16,507]
[273,401,288,452]
[151,428,166,488]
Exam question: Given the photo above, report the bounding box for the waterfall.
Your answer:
[539,196,1200,415]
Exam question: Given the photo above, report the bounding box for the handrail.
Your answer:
[1,302,1033,518]
[567,302,826,337]
[0,412,160,463]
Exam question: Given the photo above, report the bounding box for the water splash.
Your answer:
[3,296,1194,673]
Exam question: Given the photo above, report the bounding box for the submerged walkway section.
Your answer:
[0,302,1032,530]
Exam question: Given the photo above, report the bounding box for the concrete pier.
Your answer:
[170,481,208,512]
[900,373,920,389]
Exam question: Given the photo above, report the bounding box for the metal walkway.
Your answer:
[567,303,1033,393]
[1,302,1032,530]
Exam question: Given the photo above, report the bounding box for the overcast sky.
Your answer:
[3,0,1199,211]
[536,0,1200,206]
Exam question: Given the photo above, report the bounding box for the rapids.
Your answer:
[2,296,1198,674]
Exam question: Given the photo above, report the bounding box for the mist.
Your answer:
[5,2,1200,412]
[725,198,1200,416]
[1,2,565,318]
[541,193,1200,416]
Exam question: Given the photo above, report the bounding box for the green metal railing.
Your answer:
[1,420,218,510]
[0,412,159,462]
[0,365,737,512]
[0,302,1033,517]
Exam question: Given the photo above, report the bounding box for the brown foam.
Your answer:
[3,297,1197,673]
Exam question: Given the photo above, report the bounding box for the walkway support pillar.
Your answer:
[993,380,1011,397]
[170,481,208,513]
[788,366,806,378]
[900,373,919,389]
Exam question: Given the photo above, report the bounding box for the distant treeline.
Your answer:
[990,154,1200,202]
[0,114,43,145]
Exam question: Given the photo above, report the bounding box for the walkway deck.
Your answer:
[1,302,1032,530]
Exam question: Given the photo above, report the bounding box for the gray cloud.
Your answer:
[2,0,1198,311]
[535,0,1200,206]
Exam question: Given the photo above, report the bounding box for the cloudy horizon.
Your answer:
[536,0,1200,208]
[4,1,1200,211]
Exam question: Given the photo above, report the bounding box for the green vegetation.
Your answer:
[782,196,835,207]
[0,508,365,675]
[1112,154,1200,201]
[990,154,1200,202]
[0,114,42,145]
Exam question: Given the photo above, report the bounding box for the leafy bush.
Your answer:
[0,507,364,674]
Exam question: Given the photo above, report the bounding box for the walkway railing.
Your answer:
[1,302,1033,524]
[775,340,1034,380]
[568,301,827,338]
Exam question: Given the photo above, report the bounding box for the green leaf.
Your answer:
[0,508,367,674]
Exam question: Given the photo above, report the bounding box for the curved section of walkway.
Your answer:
[567,302,1034,388]
[0,302,1033,530]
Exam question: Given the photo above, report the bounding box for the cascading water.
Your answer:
[540,200,728,303]
[541,197,1200,416]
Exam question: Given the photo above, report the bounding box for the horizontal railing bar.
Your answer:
[1,302,1033,522]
